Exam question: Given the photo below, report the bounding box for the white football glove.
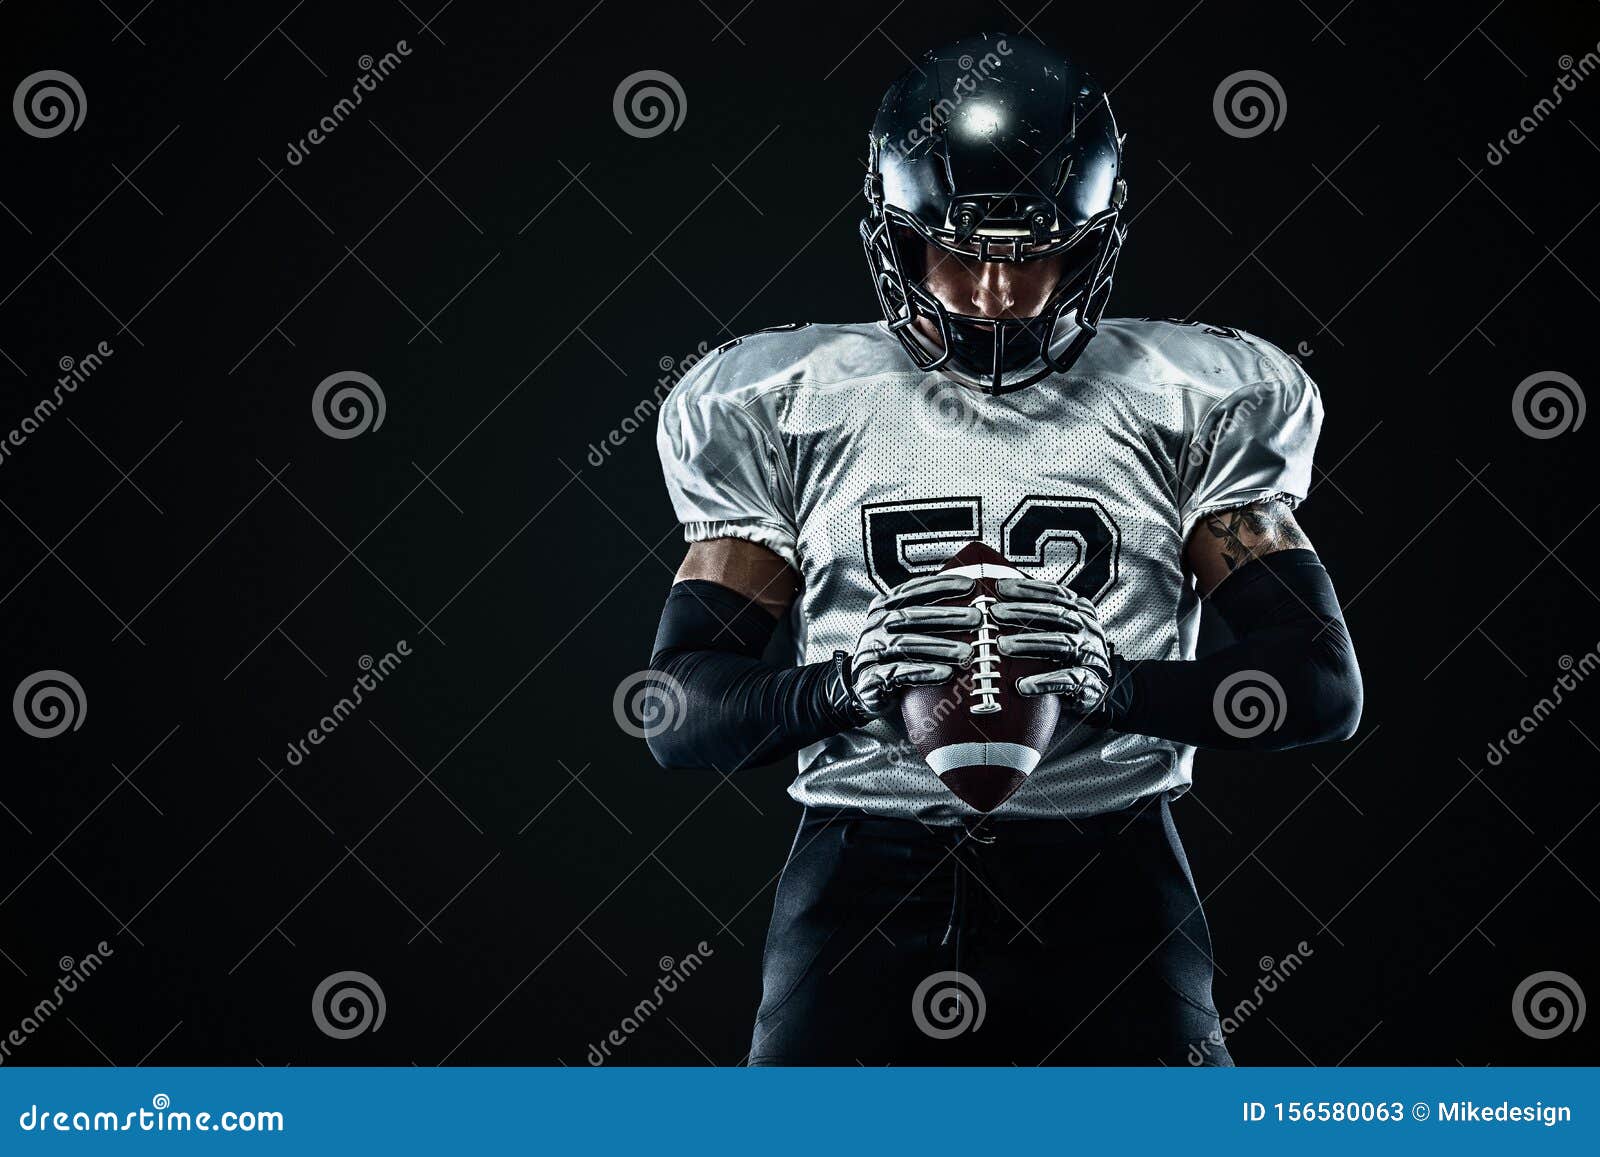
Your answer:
[990,576,1114,715]
[849,572,979,717]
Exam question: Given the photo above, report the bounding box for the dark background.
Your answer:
[1,0,1595,1066]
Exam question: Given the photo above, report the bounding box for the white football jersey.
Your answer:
[657,318,1322,822]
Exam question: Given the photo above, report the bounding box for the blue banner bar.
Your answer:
[2,1068,1593,1153]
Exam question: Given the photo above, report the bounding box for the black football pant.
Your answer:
[748,793,1232,1065]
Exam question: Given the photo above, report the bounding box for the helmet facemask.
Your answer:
[862,199,1124,395]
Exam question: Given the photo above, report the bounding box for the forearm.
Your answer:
[646,580,862,771]
[1098,549,1362,750]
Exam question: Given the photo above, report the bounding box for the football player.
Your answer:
[647,33,1361,1065]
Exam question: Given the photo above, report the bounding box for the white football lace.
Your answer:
[969,593,1002,715]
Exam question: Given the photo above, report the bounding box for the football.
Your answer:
[898,541,1061,812]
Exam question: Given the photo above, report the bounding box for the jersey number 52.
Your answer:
[861,497,1121,599]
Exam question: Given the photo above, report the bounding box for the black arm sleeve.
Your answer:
[1097,549,1362,750]
[645,580,866,772]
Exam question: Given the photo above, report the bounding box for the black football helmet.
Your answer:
[861,33,1127,393]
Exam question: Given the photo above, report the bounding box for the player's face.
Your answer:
[919,241,1066,322]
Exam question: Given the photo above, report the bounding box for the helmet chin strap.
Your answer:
[930,287,1095,393]
[943,314,1054,388]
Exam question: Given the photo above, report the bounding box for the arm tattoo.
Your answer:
[1201,499,1310,573]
